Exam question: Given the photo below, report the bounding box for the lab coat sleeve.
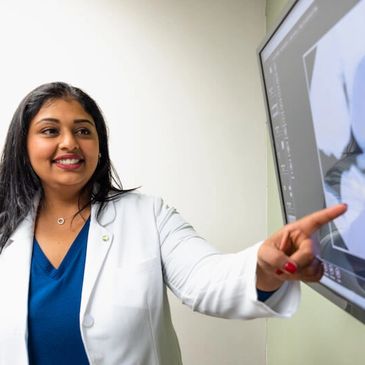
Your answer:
[154,197,300,319]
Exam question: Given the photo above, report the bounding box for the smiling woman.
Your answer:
[0,83,128,252]
[0,82,347,365]
[26,99,101,269]
[0,82,135,364]
[27,99,99,191]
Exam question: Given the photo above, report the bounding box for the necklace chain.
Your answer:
[38,202,91,226]
[55,209,90,225]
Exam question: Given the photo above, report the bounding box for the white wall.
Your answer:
[0,0,267,363]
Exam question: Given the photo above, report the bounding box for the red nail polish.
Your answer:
[275,269,284,275]
[284,262,297,274]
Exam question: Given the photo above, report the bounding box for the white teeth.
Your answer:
[56,159,81,165]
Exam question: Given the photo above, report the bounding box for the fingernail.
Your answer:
[275,269,284,275]
[284,262,297,274]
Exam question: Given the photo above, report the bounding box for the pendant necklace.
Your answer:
[57,217,66,225]
[56,212,78,225]
[55,207,90,225]
[56,212,77,225]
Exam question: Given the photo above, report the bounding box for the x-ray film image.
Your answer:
[303,1,365,260]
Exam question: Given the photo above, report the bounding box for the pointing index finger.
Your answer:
[293,203,347,236]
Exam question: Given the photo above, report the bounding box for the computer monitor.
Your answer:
[258,0,365,323]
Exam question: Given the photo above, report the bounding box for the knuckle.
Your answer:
[302,249,315,263]
[289,228,304,243]
[307,253,315,263]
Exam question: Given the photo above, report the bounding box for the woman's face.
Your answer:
[27,98,100,194]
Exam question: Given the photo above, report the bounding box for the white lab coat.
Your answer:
[0,192,300,364]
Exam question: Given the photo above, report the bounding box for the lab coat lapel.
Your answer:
[80,201,115,316]
[0,212,35,345]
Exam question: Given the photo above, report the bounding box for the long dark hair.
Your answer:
[0,82,133,252]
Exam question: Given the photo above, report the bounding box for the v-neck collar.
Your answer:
[32,217,90,279]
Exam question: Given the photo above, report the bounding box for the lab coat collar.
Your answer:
[79,199,115,320]
[92,198,116,227]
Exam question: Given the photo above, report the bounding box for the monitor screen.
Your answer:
[258,0,365,323]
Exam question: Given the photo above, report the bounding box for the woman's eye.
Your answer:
[41,128,58,136]
[76,128,91,135]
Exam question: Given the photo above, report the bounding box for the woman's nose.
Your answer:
[59,131,79,151]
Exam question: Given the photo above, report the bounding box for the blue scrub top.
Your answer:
[27,218,90,365]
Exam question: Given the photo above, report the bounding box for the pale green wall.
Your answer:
[265,1,365,364]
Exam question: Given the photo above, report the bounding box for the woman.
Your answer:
[0,82,346,364]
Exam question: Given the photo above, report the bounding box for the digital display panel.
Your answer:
[258,0,365,322]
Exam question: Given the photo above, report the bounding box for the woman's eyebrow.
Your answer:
[35,118,95,126]
[74,119,95,126]
[35,118,59,125]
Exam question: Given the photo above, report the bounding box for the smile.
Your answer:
[56,159,82,165]
[53,156,85,170]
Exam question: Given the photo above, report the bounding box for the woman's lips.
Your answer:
[53,156,84,170]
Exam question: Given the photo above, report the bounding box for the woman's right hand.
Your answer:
[256,203,347,292]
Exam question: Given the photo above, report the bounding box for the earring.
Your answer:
[98,153,102,159]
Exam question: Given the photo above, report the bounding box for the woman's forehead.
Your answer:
[32,98,94,124]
